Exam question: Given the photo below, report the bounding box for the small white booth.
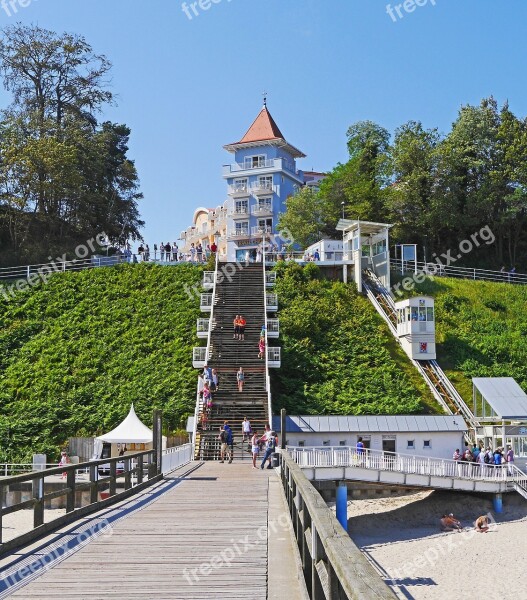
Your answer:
[96,404,167,458]
[473,378,527,458]
[395,296,436,360]
[336,219,393,291]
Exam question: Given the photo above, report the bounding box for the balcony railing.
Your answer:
[228,207,250,219]
[251,226,273,236]
[228,185,250,197]
[228,229,250,240]
[266,293,278,311]
[223,158,301,178]
[196,318,210,339]
[251,183,275,196]
[202,272,215,289]
[193,347,208,368]
[266,272,277,287]
[200,294,213,312]
[267,319,280,338]
[251,204,273,217]
[267,347,281,368]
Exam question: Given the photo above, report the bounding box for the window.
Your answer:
[235,221,249,235]
[258,197,272,211]
[258,176,273,190]
[407,440,415,449]
[298,440,305,447]
[245,155,267,169]
[424,440,431,449]
[322,440,331,446]
[339,440,346,446]
[233,178,248,192]
[427,307,434,322]
[235,200,248,215]
[258,218,273,234]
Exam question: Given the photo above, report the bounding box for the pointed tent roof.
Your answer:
[97,404,155,444]
[224,105,306,158]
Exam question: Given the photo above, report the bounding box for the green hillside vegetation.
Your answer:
[271,262,439,415]
[394,275,527,403]
[0,264,202,463]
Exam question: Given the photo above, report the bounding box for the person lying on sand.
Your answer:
[440,514,462,532]
[475,515,490,533]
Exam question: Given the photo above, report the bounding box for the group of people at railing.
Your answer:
[453,444,515,475]
[115,241,219,264]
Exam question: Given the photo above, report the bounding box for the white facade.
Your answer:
[395,296,436,360]
[276,415,468,461]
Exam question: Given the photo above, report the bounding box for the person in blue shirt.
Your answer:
[260,431,278,469]
[356,437,365,455]
[223,421,233,464]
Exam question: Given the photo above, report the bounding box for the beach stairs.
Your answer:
[194,263,270,461]
[362,269,478,439]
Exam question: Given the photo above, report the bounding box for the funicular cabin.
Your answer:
[395,296,436,361]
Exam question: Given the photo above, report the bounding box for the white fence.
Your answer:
[161,443,194,474]
[288,446,524,482]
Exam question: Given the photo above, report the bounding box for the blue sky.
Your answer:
[2,0,527,248]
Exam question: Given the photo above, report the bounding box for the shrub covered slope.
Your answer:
[397,276,527,402]
[0,264,201,462]
[271,263,437,415]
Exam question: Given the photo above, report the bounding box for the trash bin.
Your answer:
[271,453,280,468]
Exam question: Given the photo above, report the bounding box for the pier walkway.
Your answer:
[0,462,305,600]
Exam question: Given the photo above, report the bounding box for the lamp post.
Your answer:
[423,234,428,266]
[341,202,345,219]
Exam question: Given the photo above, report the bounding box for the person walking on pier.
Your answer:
[260,431,278,469]
[237,367,245,393]
[506,445,515,475]
[223,421,233,464]
[251,430,260,469]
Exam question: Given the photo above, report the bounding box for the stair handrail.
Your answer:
[192,250,220,456]
[262,238,273,427]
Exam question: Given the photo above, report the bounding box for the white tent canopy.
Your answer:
[97,404,156,444]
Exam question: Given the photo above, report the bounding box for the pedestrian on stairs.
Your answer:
[237,367,245,393]
[242,417,252,441]
[233,315,240,340]
[212,369,219,392]
[238,315,246,341]
[258,337,266,359]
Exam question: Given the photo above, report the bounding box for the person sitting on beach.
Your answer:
[440,514,462,532]
[475,515,490,533]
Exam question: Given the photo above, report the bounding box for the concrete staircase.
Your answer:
[195,263,271,460]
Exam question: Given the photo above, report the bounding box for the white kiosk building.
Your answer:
[395,296,437,361]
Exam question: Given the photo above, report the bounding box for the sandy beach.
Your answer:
[338,490,527,600]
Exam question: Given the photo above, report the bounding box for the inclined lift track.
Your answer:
[362,270,479,433]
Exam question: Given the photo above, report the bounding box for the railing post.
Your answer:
[137,454,144,485]
[66,467,76,513]
[32,475,44,529]
[124,458,132,490]
[90,463,98,504]
[280,408,286,450]
[152,409,163,476]
[110,461,117,496]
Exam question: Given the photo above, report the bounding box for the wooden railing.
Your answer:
[0,450,161,556]
[280,452,396,600]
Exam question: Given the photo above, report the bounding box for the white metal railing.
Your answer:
[200,293,213,309]
[251,204,273,216]
[197,318,211,336]
[202,272,215,288]
[228,229,250,239]
[228,185,250,196]
[0,463,58,477]
[161,443,193,474]
[0,256,125,284]
[251,183,275,195]
[224,158,300,176]
[251,226,273,236]
[267,347,281,365]
[266,292,278,309]
[228,208,250,219]
[391,258,527,285]
[193,347,207,366]
[288,446,526,482]
[266,271,277,286]
[267,318,279,337]
[263,246,273,427]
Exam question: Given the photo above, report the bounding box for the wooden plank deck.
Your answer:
[6,462,282,600]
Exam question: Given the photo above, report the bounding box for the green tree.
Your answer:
[277,186,327,248]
